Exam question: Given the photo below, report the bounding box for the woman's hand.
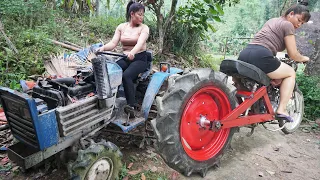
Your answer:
[301,56,310,62]
[127,51,135,60]
[97,47,104,52]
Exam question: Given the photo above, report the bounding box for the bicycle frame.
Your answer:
[219,86,275,129]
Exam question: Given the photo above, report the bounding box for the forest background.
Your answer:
[0,0,319,124]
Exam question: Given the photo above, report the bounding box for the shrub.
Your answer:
[296,74,320,121]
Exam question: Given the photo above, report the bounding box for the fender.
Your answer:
[141,67,183,119]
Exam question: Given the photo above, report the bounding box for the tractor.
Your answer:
[0,49,304,179]
[0,50,182,179]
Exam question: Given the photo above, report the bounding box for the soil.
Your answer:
[0,123,319,180]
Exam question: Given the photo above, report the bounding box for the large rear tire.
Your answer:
[152,69,238,177]
[279,88,304,134]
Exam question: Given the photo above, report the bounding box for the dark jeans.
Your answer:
[116,51,148,106]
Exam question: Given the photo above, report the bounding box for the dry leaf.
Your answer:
[128,169,142,175]
[127,162,133,169]
[170,171,179,180]
[141,173,146,180]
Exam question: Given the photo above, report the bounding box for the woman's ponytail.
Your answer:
[126,0,134,21]
[126,0,145,22]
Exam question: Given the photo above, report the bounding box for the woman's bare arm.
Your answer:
[284,35,309,62]
[100,24,122,51]
[130,25,149,55]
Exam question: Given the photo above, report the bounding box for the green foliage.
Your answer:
[54,0,95,13]
[87,16,125,38]
[128,171,168,180]
[118,163,168,180]
[0,0,124,89]
[119,164,128,179]
[0,0,60,89]
[213,0,240,7]
[0,0,54,28]
[168,21,202,55]
[308,0,320,11]
[199,54,224,71]
[296,74,320,121]
[170,0,228,55]
[208,0,266,56]
[176,0,224,39]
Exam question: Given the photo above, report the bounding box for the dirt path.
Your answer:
[190,126,320,180]
[1,125,319,180]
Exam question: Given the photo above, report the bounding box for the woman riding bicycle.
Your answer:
[238,4,311,122]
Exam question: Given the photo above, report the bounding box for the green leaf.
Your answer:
[215,4,224,15]
[68,0,75,9]
[209,7,219,15]
[212,16,221,22]
[207,23,217,32]
[86,0,94,12]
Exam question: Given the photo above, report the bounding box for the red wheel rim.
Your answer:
[180,86,232,161]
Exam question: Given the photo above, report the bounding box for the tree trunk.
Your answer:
[153,3,164,54]
[150,0,178,54]
[305,38,320,76]
[158,24,164,54]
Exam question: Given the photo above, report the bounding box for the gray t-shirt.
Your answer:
[250,17,295,55]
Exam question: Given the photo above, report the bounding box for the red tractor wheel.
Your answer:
[152,69,238,177]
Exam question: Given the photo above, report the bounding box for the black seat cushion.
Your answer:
[220,59,270,86]
[146,50,153,62]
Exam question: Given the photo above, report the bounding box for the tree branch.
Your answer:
[163,0,178,31]
[280,0,288,16]
[0,21,18,54]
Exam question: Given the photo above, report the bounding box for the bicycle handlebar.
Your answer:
[95,51,127,58]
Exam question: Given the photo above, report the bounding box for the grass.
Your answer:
[199,54,237,71]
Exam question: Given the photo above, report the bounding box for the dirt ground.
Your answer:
[0,123,319,180]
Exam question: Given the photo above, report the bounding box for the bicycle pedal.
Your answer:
[269,121,279,124]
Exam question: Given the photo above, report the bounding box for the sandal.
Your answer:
[124,105,135,119]
[276,113,294,122]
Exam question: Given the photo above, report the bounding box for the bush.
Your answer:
[199,54,224,71]
[0,0,125,90]
[296,74,320,121]
[0,0,54,28]
[167,21,202,55]
[87,16,125,41]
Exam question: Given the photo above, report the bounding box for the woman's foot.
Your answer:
[124,105,135,118]
[276,111,293,122]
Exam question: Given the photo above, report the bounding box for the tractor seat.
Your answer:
[220,59,270,86]
[138,50,153,81]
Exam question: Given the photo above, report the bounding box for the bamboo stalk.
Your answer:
[63,41,83,49]
[49,39,82,51]
[0,21,18,54]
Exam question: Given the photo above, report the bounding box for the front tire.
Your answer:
[152,69,238,177]
[68,140,122,180]
[279,88,304,134]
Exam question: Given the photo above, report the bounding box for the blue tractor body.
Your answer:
[0,87,59,150]
[0,55,182,170]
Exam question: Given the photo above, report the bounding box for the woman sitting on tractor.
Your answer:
[238,4,311,122]
[98,0,149,117]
